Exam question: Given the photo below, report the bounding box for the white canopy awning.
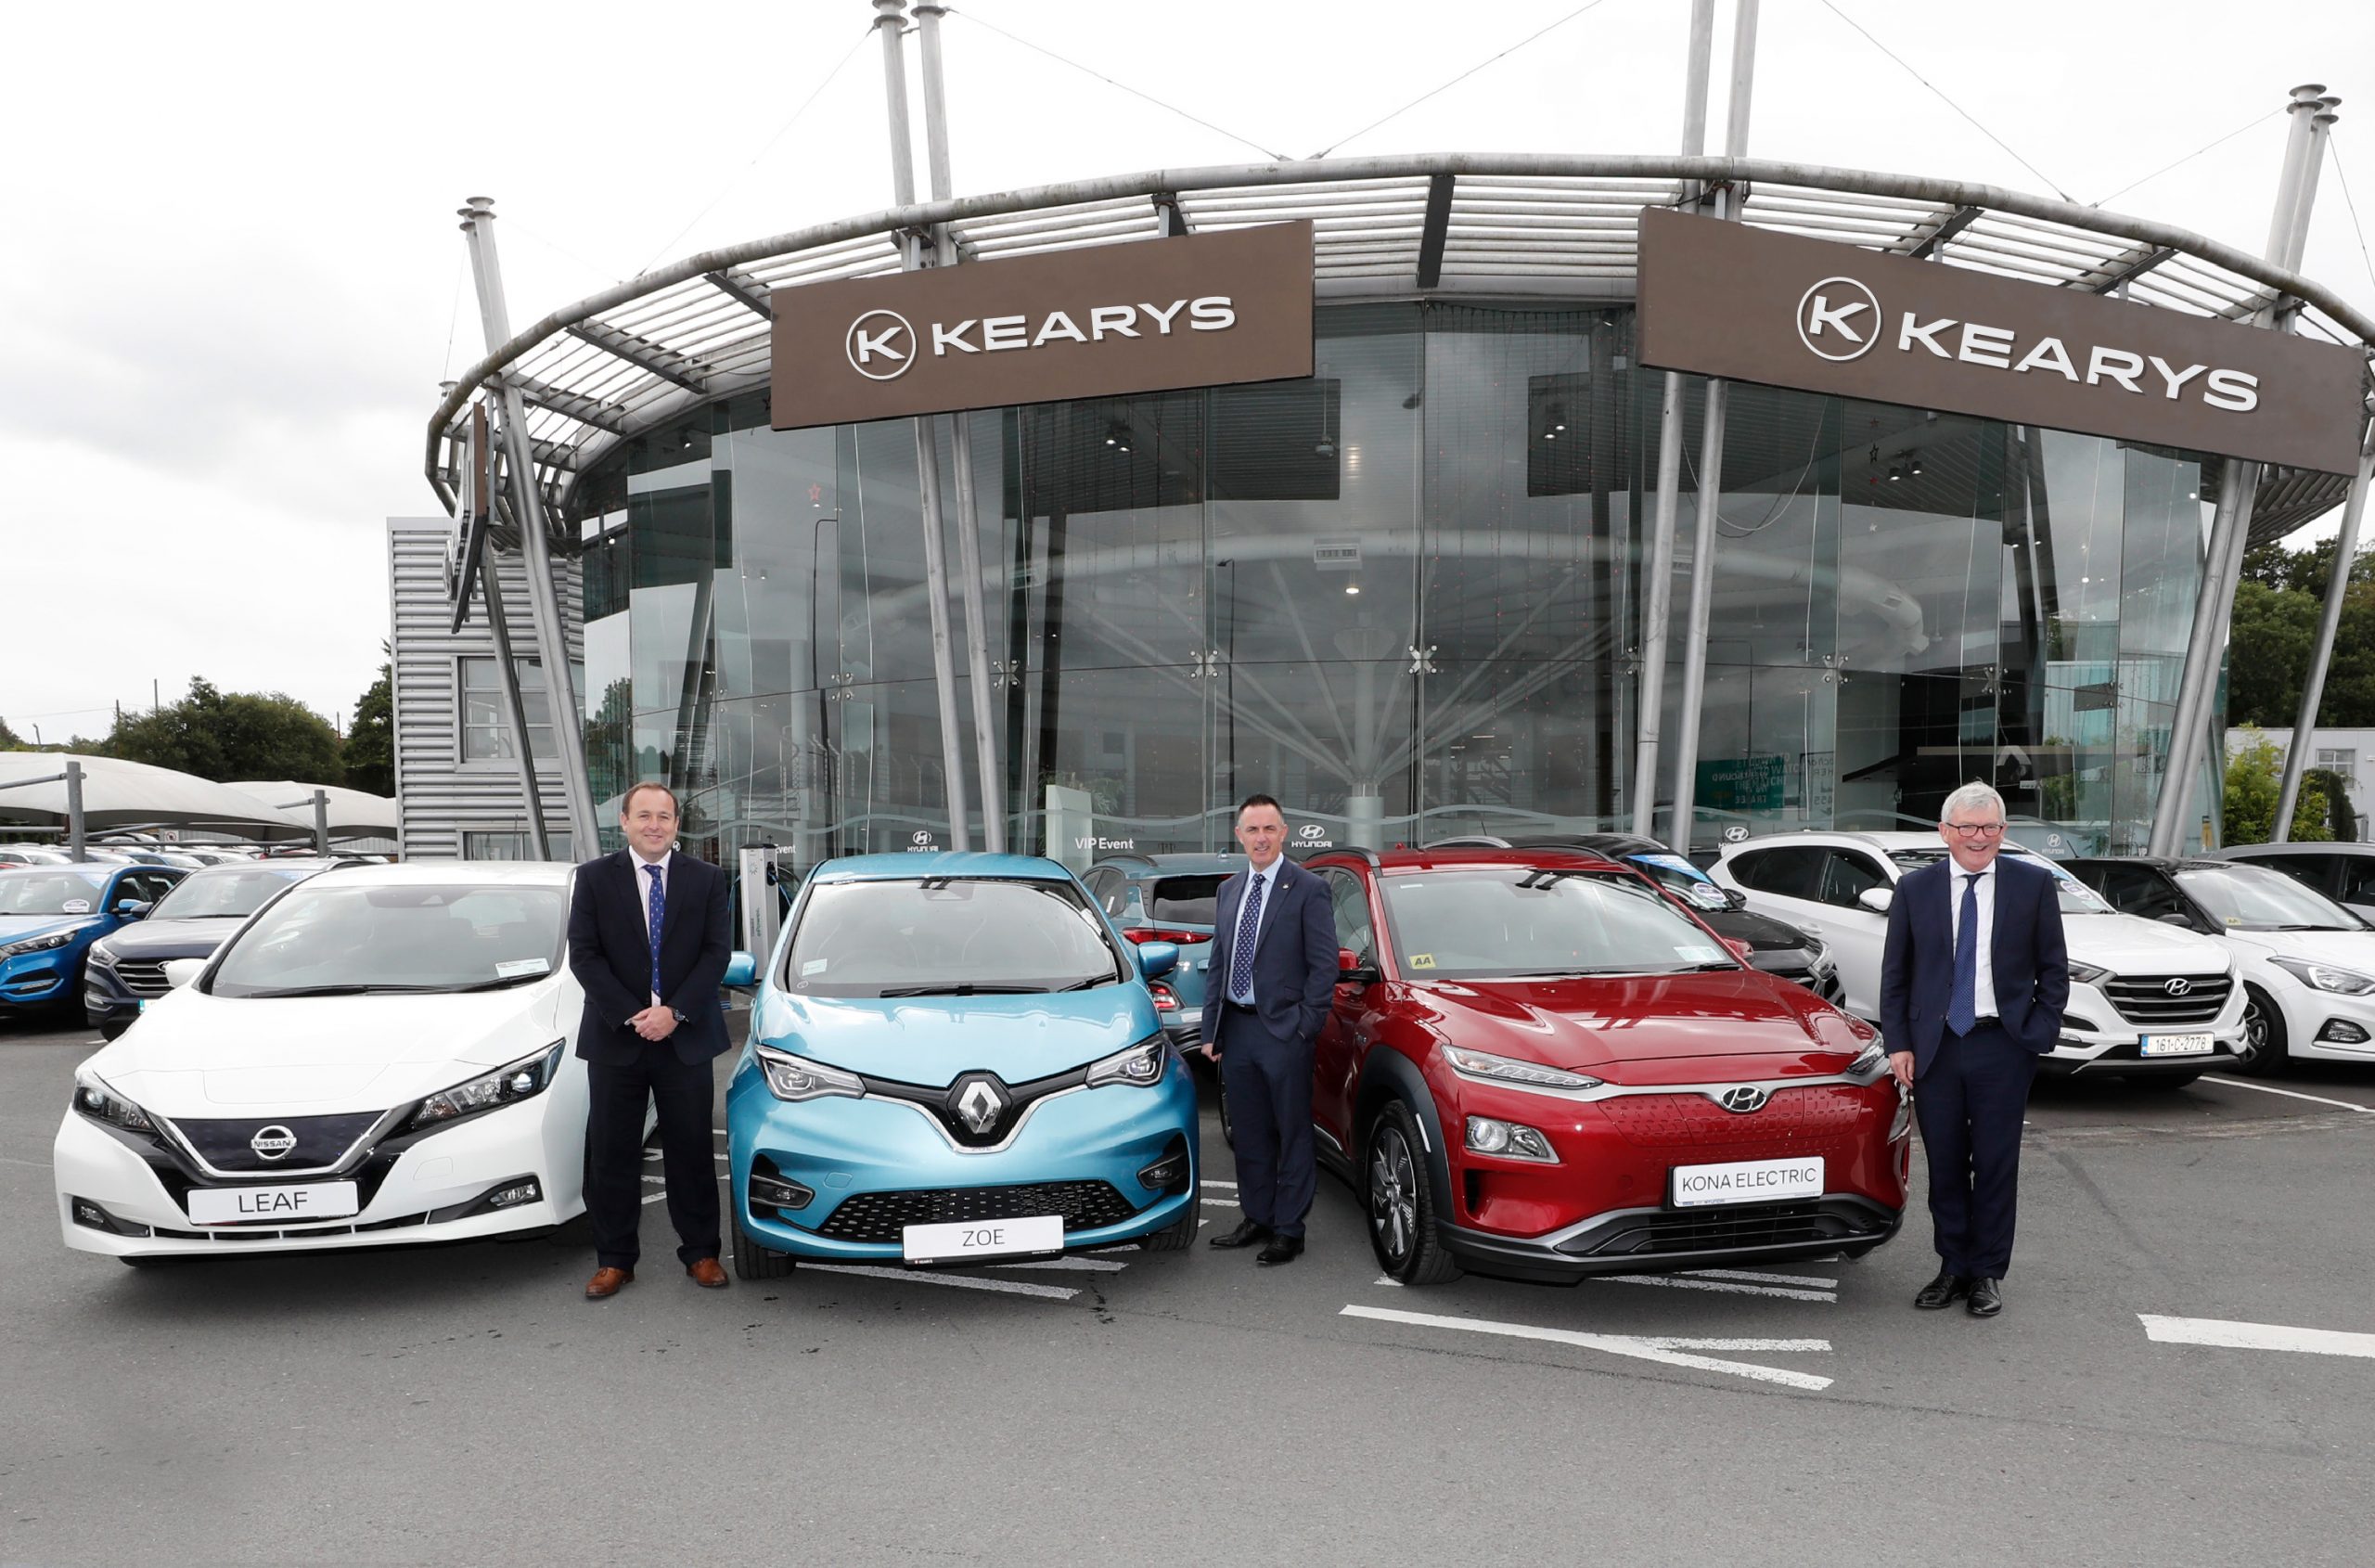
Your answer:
[225,780,399,838]
[0,753,308,839]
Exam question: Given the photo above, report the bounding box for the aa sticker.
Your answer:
[1407,953,1436,970]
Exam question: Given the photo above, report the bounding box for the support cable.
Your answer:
[1817,0,2073,202]
[1308,0,1616,160]
[2327,132,2375,297]
[2091,107,2282,210]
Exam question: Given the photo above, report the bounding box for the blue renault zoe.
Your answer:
[727,853,1200,1279]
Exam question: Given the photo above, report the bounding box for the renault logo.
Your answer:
[1795,276,1881,363]
[2165,977,2193,996]
[954,1079,1007,1136]
[1717,1086,1769,1114]
[845,309,917,380]
[250,1124,298,1160]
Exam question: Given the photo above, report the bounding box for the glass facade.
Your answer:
[567,302,2216,867]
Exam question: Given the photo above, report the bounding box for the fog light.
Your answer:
[70,1197,150,1237]
[1137,1151,1188,1192]
[1463,1116,1557,1163]
[486,1179,541,1210]
[2317,1019,2370,1044]
[750,1172,815,1210]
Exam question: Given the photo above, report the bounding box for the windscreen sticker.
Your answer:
[802,958,830,976]
[62,899,90,914]
[1407,953,1436,969]
[494,958,550,979]
[1686,886,1728,909]
[1677,944,1724,962]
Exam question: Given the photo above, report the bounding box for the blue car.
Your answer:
[728,852,1201,1279]
[0,863,187,1020]
[1082,853,1240,1047]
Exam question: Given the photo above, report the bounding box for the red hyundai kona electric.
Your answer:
[1300,846,1909,1285]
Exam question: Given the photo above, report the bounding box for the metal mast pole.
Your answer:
[915,0,1008,851]
[2149,84,2328,855]
[65,760,85,864]
[458,198,603,857]
[2274,415,2375,842]
[1629,0,1716,840]
[1664,0,1758,858]
[454,387,551,862]
[877,0,973,850]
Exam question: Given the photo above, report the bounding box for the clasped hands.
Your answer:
[629,1004,679,1042]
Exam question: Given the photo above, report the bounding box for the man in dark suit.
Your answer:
[1200,794,1338,1266]
[1880,781,2068,1318]
[568,781,734,1299]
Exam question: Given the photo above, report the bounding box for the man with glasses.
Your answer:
[1879,782,2068,1318]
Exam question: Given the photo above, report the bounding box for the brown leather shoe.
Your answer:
[686,1256,729,1289]
[584,1266,634,1300]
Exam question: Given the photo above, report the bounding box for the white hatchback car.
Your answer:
[1706,831,2246,1083]
[58,862,612,1266]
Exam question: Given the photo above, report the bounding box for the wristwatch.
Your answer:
[670,1007,690,1025]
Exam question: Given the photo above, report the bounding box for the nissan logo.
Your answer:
[845,309,917,380]
[250,1125,298,1160]
[1795,276,1881,363]
[1717,1086,1769,1114]
[2165,977,2193,996]
[954,1079,1007,1136]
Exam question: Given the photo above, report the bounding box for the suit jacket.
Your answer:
[1198,855,1338,1052]
[1879,854,2069,1071]
[567,849,734,1066]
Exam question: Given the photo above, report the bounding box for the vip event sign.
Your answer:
[1636,207,2366,475]
[771,222,1315,430]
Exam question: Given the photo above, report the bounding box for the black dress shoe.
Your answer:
[1208,1219,1273,1250]
[1914,1269,1971,1310]
[1255,1235,1304,1266]
[1966,1278,2004,1317]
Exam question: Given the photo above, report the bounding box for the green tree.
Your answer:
[0,714,21,750]
[2304,765,2358,842]
[2223,726,2332,845]
[343,659,394,797]
[104,678,343,784]
[2225,580,2317,728]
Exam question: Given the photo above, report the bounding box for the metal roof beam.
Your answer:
[563,320,711,394]
[1152,192,1189,237]
[703,268,774,321]
[1908,204,1983,259]
[1416,173,1456,289]
[2076,244,2178,293]
[530,438,580,472]
[511,375,630,434]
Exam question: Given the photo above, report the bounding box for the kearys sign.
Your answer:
[771,221,1314,430]
[1637,207,2365,474]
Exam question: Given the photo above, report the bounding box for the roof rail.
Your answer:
[1300,843,1385,870]
[1420,835,1511,848]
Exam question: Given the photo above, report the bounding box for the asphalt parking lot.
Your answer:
[4,1009,2370,1567]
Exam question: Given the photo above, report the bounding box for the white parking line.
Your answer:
[641,1192,668,1205]
[1200,1180,1238,1189]
[1599,1274,1837,1304]
[1342,1305,1834,1391]
[641,1175,664,1185]
[2140,1314,2375,1359]
[988,1256,1131,1273]
[2198,1076,2375,1113]
[1684,1267,1839,1288]
[808,1264,1078,1300]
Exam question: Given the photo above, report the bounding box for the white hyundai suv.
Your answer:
[1705,831,2245,1083]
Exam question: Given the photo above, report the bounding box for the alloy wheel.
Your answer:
[1368,1125,1417,1266]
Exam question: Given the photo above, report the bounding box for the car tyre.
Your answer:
[2234,985,2290,1077]
[1140,1185,1200,1252]
[1364,1099,1461,1286]
[732,1213,794,1280]
[96,1016,132,1041]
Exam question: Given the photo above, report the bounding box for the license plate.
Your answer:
[2140,1034,2214,1057]
[1670,1156,1825,1208]
[186,1182,360,1226]
[901,1214,1063,1266]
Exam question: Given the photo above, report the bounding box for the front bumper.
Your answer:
[1,946,84,1009]
[2043,979,2246,1075]
[1440,1194,1904,1284]
[728,1056,1199,1262]
[81,959,149,1029]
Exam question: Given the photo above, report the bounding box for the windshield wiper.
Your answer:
[446,971,552,993]
[879,983,1050,997]
[232,983,449,998]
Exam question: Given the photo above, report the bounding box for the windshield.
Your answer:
[786,877,1129,998]
[0,871,109,918]
[1887,848,2113,915]
[2175,865,2364,931]
[1148,874,1227,926]
[208,882,566,997]
[150,867,306,920]
[1380,868,1740,981]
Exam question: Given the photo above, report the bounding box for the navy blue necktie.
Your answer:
[644,863,666,1002]
[1947,872,1979,1035]
[1228,872,1267,1005]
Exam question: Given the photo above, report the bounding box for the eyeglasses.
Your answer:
[1945,822,2005,838]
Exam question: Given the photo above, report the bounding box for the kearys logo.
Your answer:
[1795,276,1881,362]
[846,310,917,380]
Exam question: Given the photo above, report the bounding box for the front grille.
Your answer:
[2101,974,2231,1027]
[1570,1202,1886,1257]
[164,1111,383,1173]
[1596,1086,1872,1152]
[113,960,170,997]
[815,1181,1137,1244]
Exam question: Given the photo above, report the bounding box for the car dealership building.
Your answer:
[395,8,2375,871]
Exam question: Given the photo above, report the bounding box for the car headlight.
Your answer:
[754,1045,865,1103]
[2066,962,2112,987]
[71,1071,155,1134]
[1086,1034,1167,1088]
[2270,956,2375,996]
[2,928,83,958]
[403,1041,565,1133]
[1845,1042,1890,1083]
[85,943,118,971]
[1441,1044,1604,1094]
[1464,1115,1560,1163]
[1810,944,1836,977]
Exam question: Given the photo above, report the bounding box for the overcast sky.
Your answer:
[5,0,2372,746]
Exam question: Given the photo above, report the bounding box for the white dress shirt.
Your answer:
[1228,864,1277,1006]
[630,847,672,1005]
[1945,857,1999,1020]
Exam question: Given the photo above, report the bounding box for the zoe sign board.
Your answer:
[1636,207,2365,474]
[771,221,1315,430]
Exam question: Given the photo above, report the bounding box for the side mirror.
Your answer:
[723,950,758,989]
[1857,887,1894,914]
[1136,940,1179,979]
[113,900,151,919]
[1725,888,1747,910]
[160,958,207,990]
[2156,913,2194,928]
[1721,936,1755,962]
[1338,947,1382,985]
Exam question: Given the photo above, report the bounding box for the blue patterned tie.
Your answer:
[644,863,666,1002]
[1228,871,1266,1005]
[1948,872,1979,1035]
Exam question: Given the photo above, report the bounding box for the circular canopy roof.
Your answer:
[0,753,308,839]
[428,152,2375,545]
[224,781,398,838]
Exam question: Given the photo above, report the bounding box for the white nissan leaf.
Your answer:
[55,862,601,1266]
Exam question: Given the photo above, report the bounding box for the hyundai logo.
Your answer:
[1297,824,1327,841]
[845,309,917,380]
[1795,275,1881,363]
[2165,977,2193,996]
[250,1125,298,1160]
[911,829,934,846]
[1717,1086,1769,1114]
[954,1079,1007,1136]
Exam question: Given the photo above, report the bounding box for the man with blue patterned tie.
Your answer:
[567,782,735,1300]
[1879,782,2068,1318]
[1200,794,1339,1266]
